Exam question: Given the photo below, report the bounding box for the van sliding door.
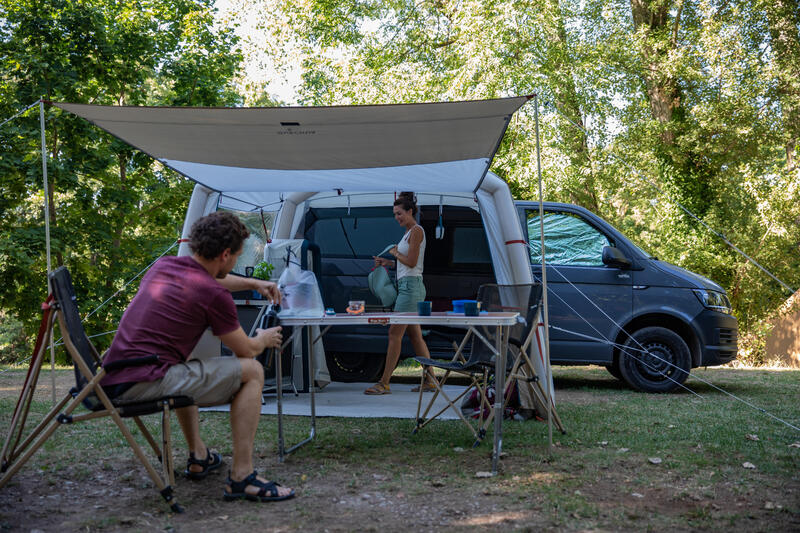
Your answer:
[526,209,633,364]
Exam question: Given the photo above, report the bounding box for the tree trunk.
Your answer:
[765,0,800,171]
[630,0,680,145]
[544,0,597,211]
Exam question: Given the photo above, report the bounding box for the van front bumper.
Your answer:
[695,310,738,366]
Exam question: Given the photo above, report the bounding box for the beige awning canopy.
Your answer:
[53,97,529,208]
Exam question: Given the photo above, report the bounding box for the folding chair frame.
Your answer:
[413,285,566,445]
[0,269,189,513]
[413,325,505,447]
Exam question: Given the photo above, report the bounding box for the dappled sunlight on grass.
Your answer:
[455,510,536,526]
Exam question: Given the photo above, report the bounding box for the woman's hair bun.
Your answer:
[394,191,418,215]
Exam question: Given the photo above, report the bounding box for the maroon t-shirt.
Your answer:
[101,256,241,386]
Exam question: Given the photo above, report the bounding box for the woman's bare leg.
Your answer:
[406,324,436,382]
[378,323,407,386]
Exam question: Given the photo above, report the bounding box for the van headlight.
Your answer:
[693,289,732,314]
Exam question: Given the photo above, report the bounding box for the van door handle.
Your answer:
[633,285,648,290]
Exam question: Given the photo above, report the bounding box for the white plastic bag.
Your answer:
[278,260,324,317]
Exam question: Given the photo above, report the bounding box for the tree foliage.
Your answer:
[231,0,800,361]
[0,0,242,360]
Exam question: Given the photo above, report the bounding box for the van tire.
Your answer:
[326,352,385,383]
[605,362,623,381]
[618,327,691,393]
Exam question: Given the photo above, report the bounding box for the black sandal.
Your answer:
[223,470,295,502]
[184,448,223,480]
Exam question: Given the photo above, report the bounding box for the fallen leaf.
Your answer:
[453,447,465,453]
[742,462,756,469]
[617,448,630,453]
[512,475,521,482]
[667,424,675,429]
[631,493,644,499]
[475,471,494,478]
[372,474,387,481]
[745,434,759,441]
[764,501,775,510]
[574,490,582,496]
[217,516,229,521]
[431,480,445,487]
[648,457,662,465]
[788,442,800,448]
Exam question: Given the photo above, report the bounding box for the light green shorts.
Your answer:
[394,276,427,313]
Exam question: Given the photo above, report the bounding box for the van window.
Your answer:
[310,217,405,258]
[218,208,274,275]
[527,211,610,266]
[452,227,492,264]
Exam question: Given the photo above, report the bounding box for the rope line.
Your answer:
[83,239,178,322]
[550,106,796,294]
[535,261,798,431]
[0,101,39,130]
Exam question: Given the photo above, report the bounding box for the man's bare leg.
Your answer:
[176,405,210,474]
[228,358,293,497]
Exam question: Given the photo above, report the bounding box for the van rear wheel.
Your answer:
[326,352,385,383]
[618,327,691,393]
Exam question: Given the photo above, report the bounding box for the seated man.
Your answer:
[101,211,294,502]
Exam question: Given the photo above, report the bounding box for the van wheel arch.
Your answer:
[617,326,691,393]
[613,314,700,370]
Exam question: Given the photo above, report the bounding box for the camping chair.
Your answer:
[0,267,192,513]
[412,283,562,446]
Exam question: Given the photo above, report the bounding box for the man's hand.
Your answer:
[218,274,282,305]
[252,279,282,304]
[255,326,282,349]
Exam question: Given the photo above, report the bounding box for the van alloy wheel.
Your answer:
[618,326,691,393]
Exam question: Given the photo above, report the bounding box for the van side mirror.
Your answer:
[602,246,631,269]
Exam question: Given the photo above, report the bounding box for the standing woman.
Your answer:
[365,192,437,395]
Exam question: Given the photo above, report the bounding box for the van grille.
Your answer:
[718,328,737,345]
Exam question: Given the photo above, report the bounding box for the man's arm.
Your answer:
[219,326,283,359]
[219,274,282,304]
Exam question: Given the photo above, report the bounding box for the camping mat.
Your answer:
[201,382,465,420]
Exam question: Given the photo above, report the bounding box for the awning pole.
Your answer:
[533,94,553,451]
[40,99,55,406]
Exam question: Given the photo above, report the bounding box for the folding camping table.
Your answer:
[274,311,519,474]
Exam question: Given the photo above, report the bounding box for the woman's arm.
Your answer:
[392,226,423,268]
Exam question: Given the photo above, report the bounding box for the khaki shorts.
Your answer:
[118,357,243,407]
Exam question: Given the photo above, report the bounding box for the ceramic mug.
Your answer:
[417,301,432,316]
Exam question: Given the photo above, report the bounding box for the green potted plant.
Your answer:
[253,261,275,281]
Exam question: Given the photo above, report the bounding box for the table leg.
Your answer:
[282,325,318,457]
[276,330,285,462]
[492,324,507,475]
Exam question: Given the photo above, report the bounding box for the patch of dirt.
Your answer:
[1,370,798,532]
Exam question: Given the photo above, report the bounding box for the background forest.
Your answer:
[1,0,798,365]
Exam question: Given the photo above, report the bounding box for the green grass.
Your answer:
[0,365,798,531]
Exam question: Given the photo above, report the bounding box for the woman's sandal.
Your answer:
[223,470,295,502]
[184,448,223,480]
[411,381,437,392]
[364,382,391,395]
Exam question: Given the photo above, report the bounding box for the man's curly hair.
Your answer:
[188,212,250,260]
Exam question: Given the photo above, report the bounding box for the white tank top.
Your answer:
[396,225,425,279]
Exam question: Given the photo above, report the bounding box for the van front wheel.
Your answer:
[618,327,691,393]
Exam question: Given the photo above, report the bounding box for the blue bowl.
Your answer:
[451,299,477,314]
